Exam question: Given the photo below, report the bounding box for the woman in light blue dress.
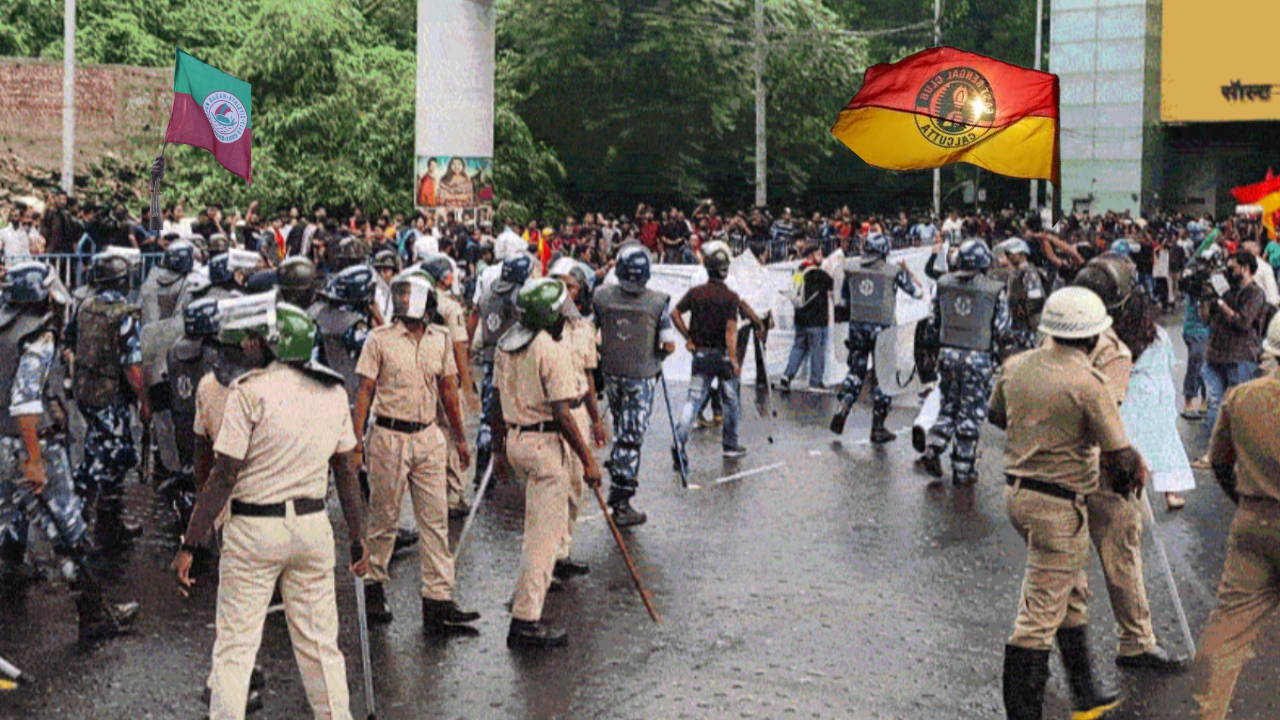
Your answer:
[1118,312,1195,510]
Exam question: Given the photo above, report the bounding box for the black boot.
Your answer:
[952,466,979,487]
[77,592,140,641]
[95,497,143,552]
[1057,625,1122,720]
[422,597,480,634]
[1003,644,1050,720]
[917,447,943,478]
[829,405,850,435]
[364,583,393,624]
[392,528,419,557]
[553,558,590,579]
[609,500,647,528]
[506,618,568,649]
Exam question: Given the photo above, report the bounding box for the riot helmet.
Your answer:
[495,253,534,295]
[331,237,371,271]
[183,297,221,337]
[864,233,891,260]
[1072,253,1136,312]
[955,239,993,275]
[420,255,454,288]
[615,243,652,294]
[701,240,732,281]
[1038,287,1112,340]
[277,256,317,307]
[205,233,230,257]
[390,274,438,321]
[517,277,568,331]
[323,265,375,306]
[372,249,400,272]
[2,262,57,305]
[163,240,196,275]
[90,252,131,289]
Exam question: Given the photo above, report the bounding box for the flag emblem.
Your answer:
[202,91,247,143]
[914,67,997,149]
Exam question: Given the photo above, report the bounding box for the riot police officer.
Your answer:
[917,239,1011,485]
[141,239,199,326]
[472,253,535,486]
[593,244,677,527]
[331,236,371,273]
[201,249,260,302]
[999,238,1047,356]
[831,232,923,443]
[162,298,221,528]
[277,256,317,309]
[371,249,400,326]
[173,301,368,720]
[0,262,141,639]
[353,274,477,632]
[312,265,378,408]
[67,251,149,552]
[492,278,603,649]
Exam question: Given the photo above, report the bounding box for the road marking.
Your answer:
[714,462,785,486]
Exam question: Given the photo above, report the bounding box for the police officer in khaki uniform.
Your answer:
[353,273,478,633]
[493,278,602,649]
[1071,255,1188,673]
[549,258,609,578]
[172,300,368,720]
[1192,314,1280,720]
[419,255,479,516]
[989,287,1145,720]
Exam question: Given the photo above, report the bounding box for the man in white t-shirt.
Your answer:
[1245,241,1280,307]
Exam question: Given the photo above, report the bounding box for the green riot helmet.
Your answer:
[516,277,568,331]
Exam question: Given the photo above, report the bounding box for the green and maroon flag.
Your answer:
[163,49,252,184]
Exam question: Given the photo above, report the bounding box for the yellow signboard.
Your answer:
[1162,0,1280,123]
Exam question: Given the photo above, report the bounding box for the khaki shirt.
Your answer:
[1087,327,1132,404]
[495,330,578,427]
[564,317,597,399]
[193,374,233,442]
[214,363,358,504]
[1209,374,1280,503]
[989,343,1131,494]
[355,322,457,425]
[437,294,468,344]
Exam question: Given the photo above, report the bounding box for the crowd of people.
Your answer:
[3,180,1280,719]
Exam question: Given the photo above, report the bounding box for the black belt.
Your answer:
[231,497,327,517]
[513,421,559,434]
[375,416,432,434]
[1006,475,1081,502]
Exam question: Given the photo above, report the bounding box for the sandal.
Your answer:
[1166,493,1187,511]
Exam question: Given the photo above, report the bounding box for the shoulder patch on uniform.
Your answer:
[230,367,270,387]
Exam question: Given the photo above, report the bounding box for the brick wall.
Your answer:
[0,58,172,172]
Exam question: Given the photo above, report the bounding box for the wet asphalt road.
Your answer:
[3,320,1280,720]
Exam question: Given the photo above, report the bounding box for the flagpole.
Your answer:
[1030,0,1044,213]
[931,0,942,220]
[61,0,76,194]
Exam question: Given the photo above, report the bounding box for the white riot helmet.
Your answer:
[391,273,437,321]
[1037,286,1112,340]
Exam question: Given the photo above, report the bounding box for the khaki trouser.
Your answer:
[365,423,453,599]
[507,428,572,622]
[1006,482,1092,650]
[557,405,591,561]
[210,509,351,720]
[1193,499,1280,720]
[1088,486,1156,656]
[445,438,466,506]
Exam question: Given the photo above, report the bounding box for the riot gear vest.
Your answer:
[937,274,1004,352]
[476,288,519,363]
[593,284,669,379]
[0,310,65,438]
[1008,263,1046,328]
[167,337,217,420]
[314,302,368,403]
[845,260,898,326]
[73,294,136,409]
[142,267,191,324]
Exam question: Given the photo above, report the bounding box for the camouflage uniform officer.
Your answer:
[831,232,923,443]
[173,301,368,720]
[162,298,221,529]
[67,252,149,552]
[1072,255,1187,673]
[311,265,377,408]
[549,258,608,576]
[277,256,318,309]
[420,255,478,516]
[917,239,1011,485]
[140,239,199,326]
[472,254,534,486]
[998,238,1047,356]
[990,287,1144,720]
[1193,313,1280,720]
[593,244,676,527]
[0,262,141,639]
[353,274,478,633]
[493,278,602,649]
[200,249,261,302]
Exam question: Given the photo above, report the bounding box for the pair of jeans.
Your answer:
[1182,332,1208,401]
[783,325,828,387]
[676,364,741,454]
[1201,361,1258,432]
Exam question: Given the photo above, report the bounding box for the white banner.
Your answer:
[416,0,495,158]
[646,247,935,384]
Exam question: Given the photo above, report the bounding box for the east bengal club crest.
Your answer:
[953,295,974,317]
[858,279,875,297]
[915,67,997,149]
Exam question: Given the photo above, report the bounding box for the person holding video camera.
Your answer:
[1193,252,1267,469]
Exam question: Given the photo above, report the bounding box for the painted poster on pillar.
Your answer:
[415,156,493,210]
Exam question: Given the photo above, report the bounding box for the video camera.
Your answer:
[1180,249,1230,303]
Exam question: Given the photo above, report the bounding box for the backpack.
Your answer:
[787,267,818,309]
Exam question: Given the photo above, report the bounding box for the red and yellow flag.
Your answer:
[831,47,1060,184]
